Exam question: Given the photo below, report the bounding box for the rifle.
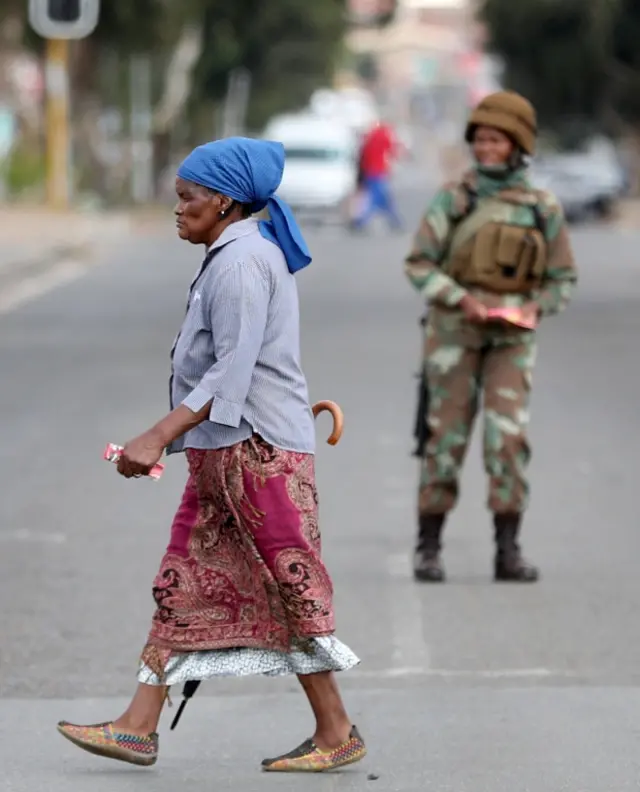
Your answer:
[412,311,430,458]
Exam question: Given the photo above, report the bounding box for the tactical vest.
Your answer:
[441,183,548,295]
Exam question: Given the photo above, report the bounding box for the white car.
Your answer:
[262,113,358,220]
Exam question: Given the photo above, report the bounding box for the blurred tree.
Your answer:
[9,0,346,131]
[479,0,614,140]
[481,0,640,141]
[609,0,640,131]
[3,0,347,197]
[480,0,640,189]
[193,0,346,130]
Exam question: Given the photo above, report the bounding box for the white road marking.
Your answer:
[0,259,87,315]
[0,528,67,544]
[350,666,579,679]
[386,554,430,670]
[387,552,412,578]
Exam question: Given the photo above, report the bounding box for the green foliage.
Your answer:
[1,142,46,197]
[479,0,640,134]
[480,0,608,127]
[12,0,347,132]
[193,0,347,129]
[609,0,640,125]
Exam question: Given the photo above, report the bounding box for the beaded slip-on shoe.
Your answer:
[57,721,158,767]
[261,725,366,772]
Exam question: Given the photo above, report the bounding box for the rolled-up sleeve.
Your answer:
[181,258,270,427]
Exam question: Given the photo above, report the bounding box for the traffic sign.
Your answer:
[28,0,100,40]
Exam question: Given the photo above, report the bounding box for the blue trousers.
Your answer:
[353,175,402,229]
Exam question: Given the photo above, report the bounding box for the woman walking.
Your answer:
[405,91,578,583]
[57,137,367,772]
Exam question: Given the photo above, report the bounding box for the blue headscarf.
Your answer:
[177,136,311,274]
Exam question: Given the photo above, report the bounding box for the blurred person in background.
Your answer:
[349,119,403,231]
[57,137,367,773]
[405,92,577,584]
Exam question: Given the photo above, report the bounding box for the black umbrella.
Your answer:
[170,680,201,730]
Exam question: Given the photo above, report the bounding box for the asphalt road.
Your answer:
[2,191,640,790]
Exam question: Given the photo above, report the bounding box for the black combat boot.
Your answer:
[493,513,539,582]
[413,513,446,582]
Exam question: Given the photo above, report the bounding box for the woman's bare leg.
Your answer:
[112,683,168,735]
[57,682,167,766]
[297,671,352,750]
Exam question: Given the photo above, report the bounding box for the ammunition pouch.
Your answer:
[449,221,546,294]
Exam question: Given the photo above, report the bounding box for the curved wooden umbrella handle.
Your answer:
[311,400,344,446]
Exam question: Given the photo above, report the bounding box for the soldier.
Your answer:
[405,91,577,583]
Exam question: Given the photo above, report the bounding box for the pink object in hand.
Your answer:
[103,443,165,480]
[485,307,536,330]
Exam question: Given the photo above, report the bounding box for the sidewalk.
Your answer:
[0,205,168,270]
[0,205,166,314]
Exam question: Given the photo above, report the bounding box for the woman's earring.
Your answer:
[219,200,235,219]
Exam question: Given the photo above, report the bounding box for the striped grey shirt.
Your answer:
[167,218,316,455]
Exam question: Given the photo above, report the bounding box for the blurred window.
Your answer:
[284,147,346,162]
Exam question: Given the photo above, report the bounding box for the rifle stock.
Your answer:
[412,366,430,458]
[412,311,430,458]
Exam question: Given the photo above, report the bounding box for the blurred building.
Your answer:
[348,0,398,25]
[346,0,501,129]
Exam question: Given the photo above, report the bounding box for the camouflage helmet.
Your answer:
[464,91,537,155]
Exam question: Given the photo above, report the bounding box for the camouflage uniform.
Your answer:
[405,167,577,582]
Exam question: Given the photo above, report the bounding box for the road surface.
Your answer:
[1,196,640,790]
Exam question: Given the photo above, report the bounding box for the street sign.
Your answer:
[48,0,81,21]
[28,0,100,40]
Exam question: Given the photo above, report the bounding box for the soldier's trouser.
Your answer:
[418,309,537,515]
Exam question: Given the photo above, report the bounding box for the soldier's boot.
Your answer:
[413,513,446,583]
[493,513,539,583]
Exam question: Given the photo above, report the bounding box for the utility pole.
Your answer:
[28,0,100,210]
[129,54,153,204]
[45,37,70,209]
[221,68,251,139]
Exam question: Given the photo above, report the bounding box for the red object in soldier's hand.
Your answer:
[485,307,537,330]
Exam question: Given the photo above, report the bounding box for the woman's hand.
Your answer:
[117,429,165,478]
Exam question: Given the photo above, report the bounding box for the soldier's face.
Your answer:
[472,126,514,166]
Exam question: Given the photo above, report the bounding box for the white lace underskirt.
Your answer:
[137,635,360,686]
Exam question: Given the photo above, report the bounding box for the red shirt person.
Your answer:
[352,122,403,230]
[359,122,399,178]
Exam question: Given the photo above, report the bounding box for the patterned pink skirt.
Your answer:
[139,437,357,684]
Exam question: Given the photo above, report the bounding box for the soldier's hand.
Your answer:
[459,294,488,323]
[519,302,540,328]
